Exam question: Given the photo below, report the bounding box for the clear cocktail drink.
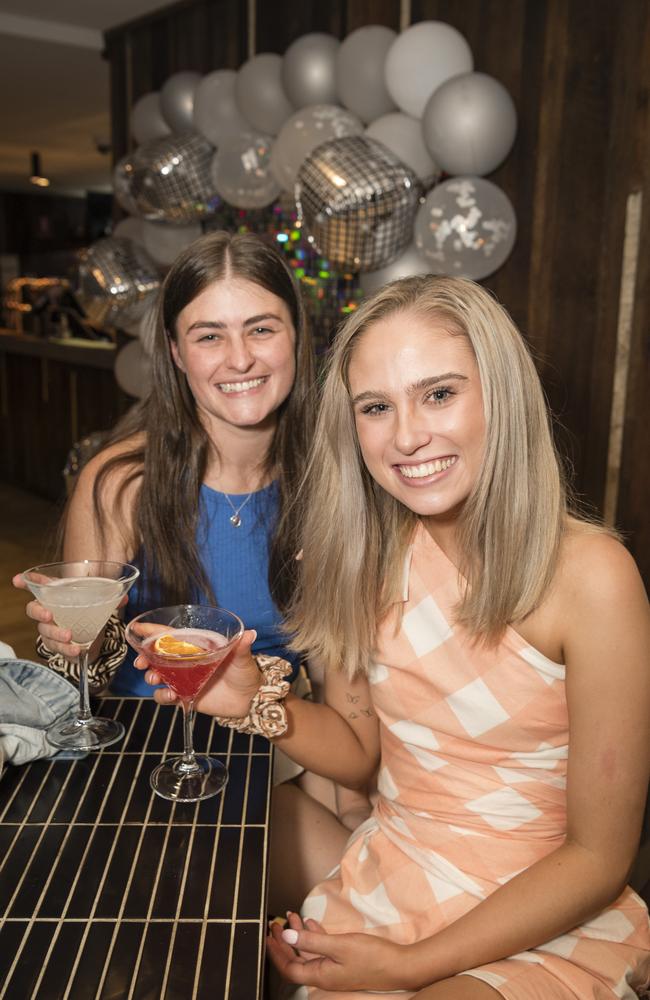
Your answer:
[39,577,125,646]
[21,560,140,751]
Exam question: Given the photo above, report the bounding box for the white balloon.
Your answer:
[271,104,363,192]
[235,53,293,135]
[414,176,517,280]
[130,92,172,144]
[366,112,439,187]
[337,25,397,124]
[113,216,147,248]
[211,132,280,209]
[115,339,152,399]
[359,243,431,293]
[384,21,473,119]
[193,69,250,146]
[142,220,202,267]
[422,72,517,176]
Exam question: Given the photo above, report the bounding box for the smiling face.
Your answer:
[170,276,296,435]
[348,309,486,526]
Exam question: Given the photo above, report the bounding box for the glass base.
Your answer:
[150,755,228,802]
[46,715,125,751]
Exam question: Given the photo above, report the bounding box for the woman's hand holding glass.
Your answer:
[135,626,262,718]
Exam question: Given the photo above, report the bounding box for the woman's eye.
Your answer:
[197,332,219,342]
[361,402,390,415]
[428,387,454,405]
[251,326,273,335]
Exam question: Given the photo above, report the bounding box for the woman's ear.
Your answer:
[169,335,185,373]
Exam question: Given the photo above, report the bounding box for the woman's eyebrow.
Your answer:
[351,373,468,405]
[184,313,283,333]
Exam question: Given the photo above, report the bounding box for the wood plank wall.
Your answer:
[104,0,650,584]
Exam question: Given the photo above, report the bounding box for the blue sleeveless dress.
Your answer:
[111,481,301,695]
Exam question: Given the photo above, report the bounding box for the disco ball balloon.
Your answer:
[414,177,517,280]
[76,237,161,328]
[211,131,280,209]
[122,132,219,224]
[270,104,363,192]
[113,154,140,216]
[296,135,421,272]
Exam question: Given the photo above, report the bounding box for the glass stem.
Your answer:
[181,701,198,769]
[77,645,92,723]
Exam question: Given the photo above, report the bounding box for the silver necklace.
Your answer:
[223,492,253,527]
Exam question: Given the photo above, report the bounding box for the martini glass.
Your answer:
[126,605,244,802]
[22,560,140,750]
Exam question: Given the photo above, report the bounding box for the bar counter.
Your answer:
[0,697,273,999]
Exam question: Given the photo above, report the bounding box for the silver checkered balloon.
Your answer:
[115,132,219,225]
[296,135,421,272]
[76,237,161,327]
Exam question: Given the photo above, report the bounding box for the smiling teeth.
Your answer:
[400,457,457,478]
[218,377,265,393]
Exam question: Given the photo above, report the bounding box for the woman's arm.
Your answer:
[270,533,650,993]
[147,646,381,789]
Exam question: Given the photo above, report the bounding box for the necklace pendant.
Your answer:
[229,513,242,527]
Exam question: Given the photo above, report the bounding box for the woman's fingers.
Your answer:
[152,687,178,705]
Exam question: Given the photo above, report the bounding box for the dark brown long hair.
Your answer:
[86,230,315,610]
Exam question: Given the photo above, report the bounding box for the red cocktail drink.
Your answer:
[142,629,229,702]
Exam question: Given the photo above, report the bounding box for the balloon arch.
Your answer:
[77,21,518,397]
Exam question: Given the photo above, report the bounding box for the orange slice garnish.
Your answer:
[153,634,206,657]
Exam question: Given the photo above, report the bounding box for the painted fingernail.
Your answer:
[282,929,299,945]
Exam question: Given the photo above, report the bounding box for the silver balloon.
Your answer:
[211,132,280,209]
[193,69,250,146]
[235,53,293,135]
[270,104,363,192]
[296,135,421,272]
[422,72,517,177]
[130,91,171,144]
[160,72,202,134]
[114,339,152,399]
[336,25,397,124]
[366,112,440,187]
[414,177,516,280]
[385,21,473,119]
[76,237,161,328]
[142,220,202,267]
[359,242,431,294]
[282,33,340,109]
[126,132,219,224]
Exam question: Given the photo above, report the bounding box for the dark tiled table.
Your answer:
[0,698,273,1000]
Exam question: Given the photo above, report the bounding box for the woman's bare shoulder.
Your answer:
[77,433,145,494]
[557,518,647,617]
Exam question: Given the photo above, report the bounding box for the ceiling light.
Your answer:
[29,151,50,188]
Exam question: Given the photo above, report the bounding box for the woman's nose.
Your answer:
[225,337,254,371]
[393,408,431,455]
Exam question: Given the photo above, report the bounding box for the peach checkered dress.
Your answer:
[297,524,650,999]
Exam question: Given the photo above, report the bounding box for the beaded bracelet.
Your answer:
[35,613,127,691]
[214,654,292,739]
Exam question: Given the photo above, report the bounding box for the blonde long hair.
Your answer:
[288,275,569,677]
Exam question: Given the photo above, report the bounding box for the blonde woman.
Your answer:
[142,276,650,999]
